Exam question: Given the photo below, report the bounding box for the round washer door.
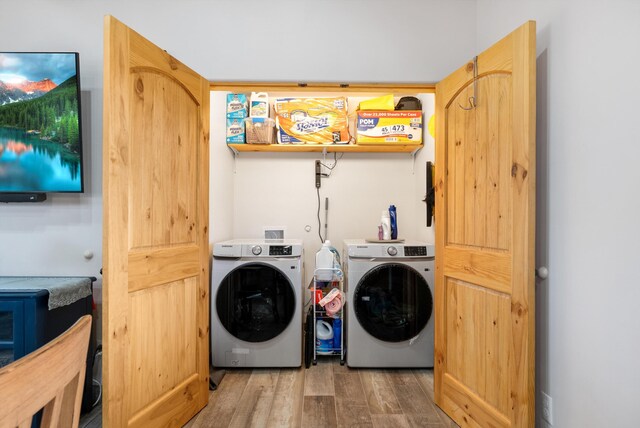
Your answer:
[354,263,432,342]
[216,262,296,343]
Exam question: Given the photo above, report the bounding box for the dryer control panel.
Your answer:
[404,246,428,257]
[213,239,303,258]
[269,245,293,256]
[344,239,435,258]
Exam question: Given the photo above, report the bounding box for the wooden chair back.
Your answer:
[0,315,92,428]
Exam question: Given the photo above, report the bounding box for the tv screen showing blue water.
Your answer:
[0,52,83,193]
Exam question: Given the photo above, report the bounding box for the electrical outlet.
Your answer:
[541,391,553,425]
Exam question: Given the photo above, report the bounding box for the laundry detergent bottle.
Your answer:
[389,205,398,239]
[316,320,334,353]
[316,240,336,281]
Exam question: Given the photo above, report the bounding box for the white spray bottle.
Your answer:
[381,210,391,240]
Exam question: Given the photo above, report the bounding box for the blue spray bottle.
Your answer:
[389,205,398,239]
[333,318,342,350]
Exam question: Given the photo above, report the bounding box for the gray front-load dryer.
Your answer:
[211,239,303,367]
[344,239,435,368]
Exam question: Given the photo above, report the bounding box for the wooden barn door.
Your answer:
[102,15,210,427]
[434,21,536,427]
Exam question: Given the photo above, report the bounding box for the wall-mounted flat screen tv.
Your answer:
[0,52,83,200]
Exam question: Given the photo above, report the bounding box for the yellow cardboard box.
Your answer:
[356,110,422,144]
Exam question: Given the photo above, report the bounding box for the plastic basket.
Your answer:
[244,117,275,144]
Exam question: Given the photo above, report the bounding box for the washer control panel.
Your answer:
[346,240,435,258]
[404,246,428,257]
[213,239,303,258]
[269,245,293,256]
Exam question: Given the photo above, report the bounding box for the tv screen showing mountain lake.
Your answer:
[0,127,82,192]
[0,53,82,193]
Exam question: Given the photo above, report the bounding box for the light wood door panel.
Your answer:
[127,278,198,416]
[435,21,535,428]
[103,15,210,428]
[129,69,199,248]
[445,278,511,415]
[446,74,512,251]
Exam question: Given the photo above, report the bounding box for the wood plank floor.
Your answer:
[184,359,459,428]
[79,359,459,427]
[79,403,101,428]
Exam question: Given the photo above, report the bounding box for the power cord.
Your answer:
[303,294,313,312]
[92,378,102,408]
[317,187,324,243]
[319,152,344,178]
[316,152,344,244]
[92,344,103,408]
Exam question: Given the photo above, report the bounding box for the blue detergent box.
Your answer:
[226,93,248,119]
[226,117,245,143]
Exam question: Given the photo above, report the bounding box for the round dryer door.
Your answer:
[354,263,432,342]
[216,262,296,343]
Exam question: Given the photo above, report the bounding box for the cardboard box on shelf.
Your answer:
[226,93,248,119]
[356,110,423,145]
[226,117,245,143]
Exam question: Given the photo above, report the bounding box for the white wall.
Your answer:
[210,93,235,245]
[476,1,640,427]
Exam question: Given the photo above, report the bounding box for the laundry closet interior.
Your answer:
[209,82,437,356]
[206,82,443,425]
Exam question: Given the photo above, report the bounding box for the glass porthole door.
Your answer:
[354,263,432,342]
[216,263,296,343]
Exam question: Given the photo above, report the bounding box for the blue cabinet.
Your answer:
[0,291,47,368]
[0,279,95,414]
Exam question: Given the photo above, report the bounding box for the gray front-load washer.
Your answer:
[344,239,435,368]
[211,239,303,367]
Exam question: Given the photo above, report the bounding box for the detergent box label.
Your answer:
[275,97,350,144]
[226,93,248,119]
[226,118,245,143]
[356,110,423,144]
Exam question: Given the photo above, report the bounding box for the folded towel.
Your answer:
[319,288,343,317]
